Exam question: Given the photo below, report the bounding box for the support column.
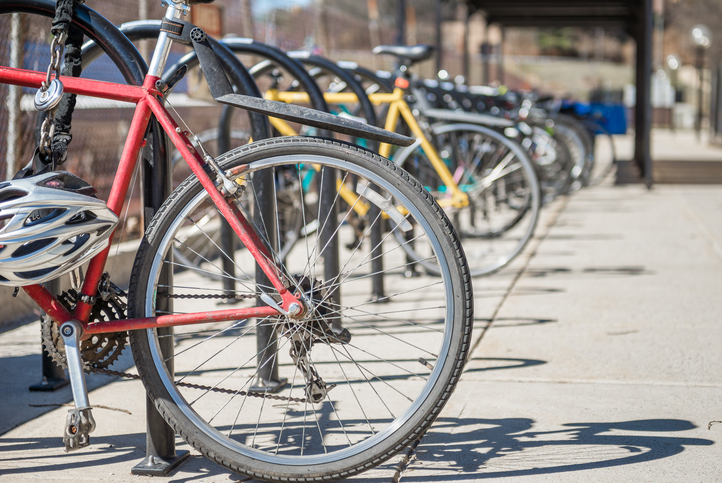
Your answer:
[634,0,653,188]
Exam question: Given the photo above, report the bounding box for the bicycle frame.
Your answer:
[0,28,300,338]
[268,88,469,209]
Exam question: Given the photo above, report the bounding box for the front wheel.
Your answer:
[128,137,473,482]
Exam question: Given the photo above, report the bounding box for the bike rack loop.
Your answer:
[86,19,274,475]
[214,39,347,380]
[248,51,387,304]
[160,32,301,391]
[288,53,388,301]
[215,39,332,317]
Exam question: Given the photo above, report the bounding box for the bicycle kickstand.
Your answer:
[59,320,96,451]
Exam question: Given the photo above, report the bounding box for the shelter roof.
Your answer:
[462,0,644,30]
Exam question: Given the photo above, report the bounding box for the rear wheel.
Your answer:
[391,123,541,276]
[128,137,473,482]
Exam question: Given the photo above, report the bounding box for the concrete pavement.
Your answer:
[2,158,722,481]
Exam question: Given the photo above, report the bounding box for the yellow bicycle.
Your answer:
[253,49,541,276]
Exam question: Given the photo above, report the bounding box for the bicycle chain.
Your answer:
[158,292,258,301]
[90,289,304,402]
[89,367,306,403]
[47,284,303,403]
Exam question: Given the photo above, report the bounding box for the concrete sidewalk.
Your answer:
[2,172,721,482]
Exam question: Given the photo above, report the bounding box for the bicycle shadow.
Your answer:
[403,417,713,480]
[0,430,258,482]
[523,265,652,279]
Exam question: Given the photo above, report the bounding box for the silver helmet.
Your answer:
[0,171,118,286]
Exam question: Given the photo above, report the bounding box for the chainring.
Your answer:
[41,289,128,371]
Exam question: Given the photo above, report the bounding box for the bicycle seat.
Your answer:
[372,44,435,64]
[189,0,215,4]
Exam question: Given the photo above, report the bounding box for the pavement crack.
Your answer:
[469,195,571,356]
[390,430,425,483]
[391,196,571,482]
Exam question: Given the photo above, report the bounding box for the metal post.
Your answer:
[132,121,190,476]
[6,13,22,180]
[29,278,69,392]
[369,199,386,302]
[217,106,236,297]
[396,0,407,46]
[435,0,442,74]
[696,45,704,139]
[633,0,653,188]
[319,168,342,328]
[251,165,287,392]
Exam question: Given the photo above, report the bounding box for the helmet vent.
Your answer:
[38,172,96,197]
[25,208,66,226]
[12,238,57,258]
[15,266,56,280]
[67,211,98,225]
[62,233,91,256]
[0,189,28,204]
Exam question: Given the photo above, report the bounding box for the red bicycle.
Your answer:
[0,1,472,481]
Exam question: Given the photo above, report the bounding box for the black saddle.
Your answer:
[372,44,435,64]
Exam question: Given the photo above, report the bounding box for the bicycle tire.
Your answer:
[128,136,473,482]
[529,125,575,203]
[390,123,541,277]
[553,115,595,190]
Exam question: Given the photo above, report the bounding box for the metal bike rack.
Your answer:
[216,38,332,302]
[248,51,390,302]
[108,21,274,475]
[287,52,387,302]
[78,17,274,476]
[133,120,191,475]
[216,39,331,388]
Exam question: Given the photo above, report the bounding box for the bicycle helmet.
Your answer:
[0,171,118,286]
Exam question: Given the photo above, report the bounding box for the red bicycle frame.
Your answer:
[0,65,297,337]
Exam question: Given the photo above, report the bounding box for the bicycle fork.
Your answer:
[59,320,96,451]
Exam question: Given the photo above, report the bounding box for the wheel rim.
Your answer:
[140,152,458,465]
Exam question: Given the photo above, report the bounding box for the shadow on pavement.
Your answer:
[405,418,713,480]
[0,433,145,476]
[524,265,652,278]
[0,433,243,482]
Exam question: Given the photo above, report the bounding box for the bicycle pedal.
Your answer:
[63,407,96,451]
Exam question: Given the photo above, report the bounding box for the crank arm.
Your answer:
[59,320,96,451]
